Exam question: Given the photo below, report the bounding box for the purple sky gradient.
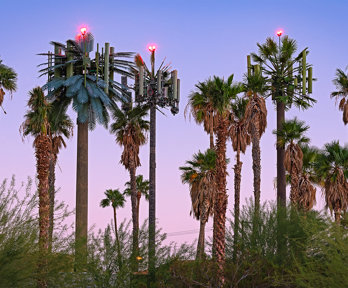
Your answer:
[1,0,347,244]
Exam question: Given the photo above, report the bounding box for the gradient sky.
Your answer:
[1,0,348,245]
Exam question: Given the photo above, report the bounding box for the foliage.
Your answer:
[0,58,17,113]
[251,36,316,109]
[331,67,348,124]
[124,175,149,200]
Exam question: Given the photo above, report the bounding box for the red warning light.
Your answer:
[80,27,87,36]
[148,44,156,52]
[276,30,283,37]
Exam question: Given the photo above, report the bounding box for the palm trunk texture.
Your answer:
[148,104,156,286]
[251,124,261,214]
[214,115,228,287]
[113,207,122,268]
[233,151,242,261]
[137,192,141,232]
[48,154,57,252]
[75,121,88,269]
[277,101,286,207]
[36,135,51,288]
[130,165,139,271]
[210,114,217,259]
[196,220,206,260]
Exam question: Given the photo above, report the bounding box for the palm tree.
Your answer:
[297,144,318,211]
[20,87,51,288]
[100,189,126,268]
[330,67,348,124]
[123,174,149,232]
[47,100,73,251]
[40,40,134,266]
[179,149,216,260]
[110,104,149,268]
[186,79,217,148]
[0,58,17,114]
[273,118,310,205]
[315,141,348,224]
[244,73,267,213]
[229,97,250,260]
[251,36,315,207]
[210,75,243,286]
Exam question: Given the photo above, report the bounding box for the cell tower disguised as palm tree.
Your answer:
[249,30,315,208]
[134,45,180,285]
[39,26,135,268]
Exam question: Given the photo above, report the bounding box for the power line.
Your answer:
[166,227,213,237]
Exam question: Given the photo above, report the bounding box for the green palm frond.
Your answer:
[100,189,126,209]
[0,59,17,94]
[273,117,310,148]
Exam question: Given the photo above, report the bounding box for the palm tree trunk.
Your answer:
[130,165,139,271]
[196,219,206,260]
[233,150,242,262]
[277,101,286,207]
[75,121,88,270]
[334,210,341,224]
[137,192,141,232]
[36,135,51,288]
[214,115,228,287]
[48,154,57,252]
[210,113,216,259]
[148,103,156,285]
[113,207,122,268]
[251,124,261,214]
[210,113,214,149]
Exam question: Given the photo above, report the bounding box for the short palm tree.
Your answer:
[100,189,126,268]
[211,75,243,286]
[297,144,318,211]
[186,79,217,148]
[244,73,267,213]
[0,58,17,114]
[124,174,149,232]
[273,118,310,205]
[47,100,73,250]
[20,87,51,287]
[315,141,348,224]
[330,67,348,124]
[229,96,250,260]
[179,149,216,260]
[251,36,315,207]
[110,104,149,268]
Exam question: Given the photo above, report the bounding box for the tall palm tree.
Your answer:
[297,144,318,211]
[110,104,149,268]
[123,174,149,232]
[0,58,17,114]
[210,75,243,286]
[20,87,51,288]
[315,141,348,224]
[179,149,216,260]
[41,40,134,266]
[100,189,126,268]
[47,101,73,251]
[244,73,267,213]
[273,118,310,205]
[330,67,348,124]
[229,97,250,260]
[186,79,217,148]
[251,36,315,207]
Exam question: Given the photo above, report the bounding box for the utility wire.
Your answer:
[166,227,213,237]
